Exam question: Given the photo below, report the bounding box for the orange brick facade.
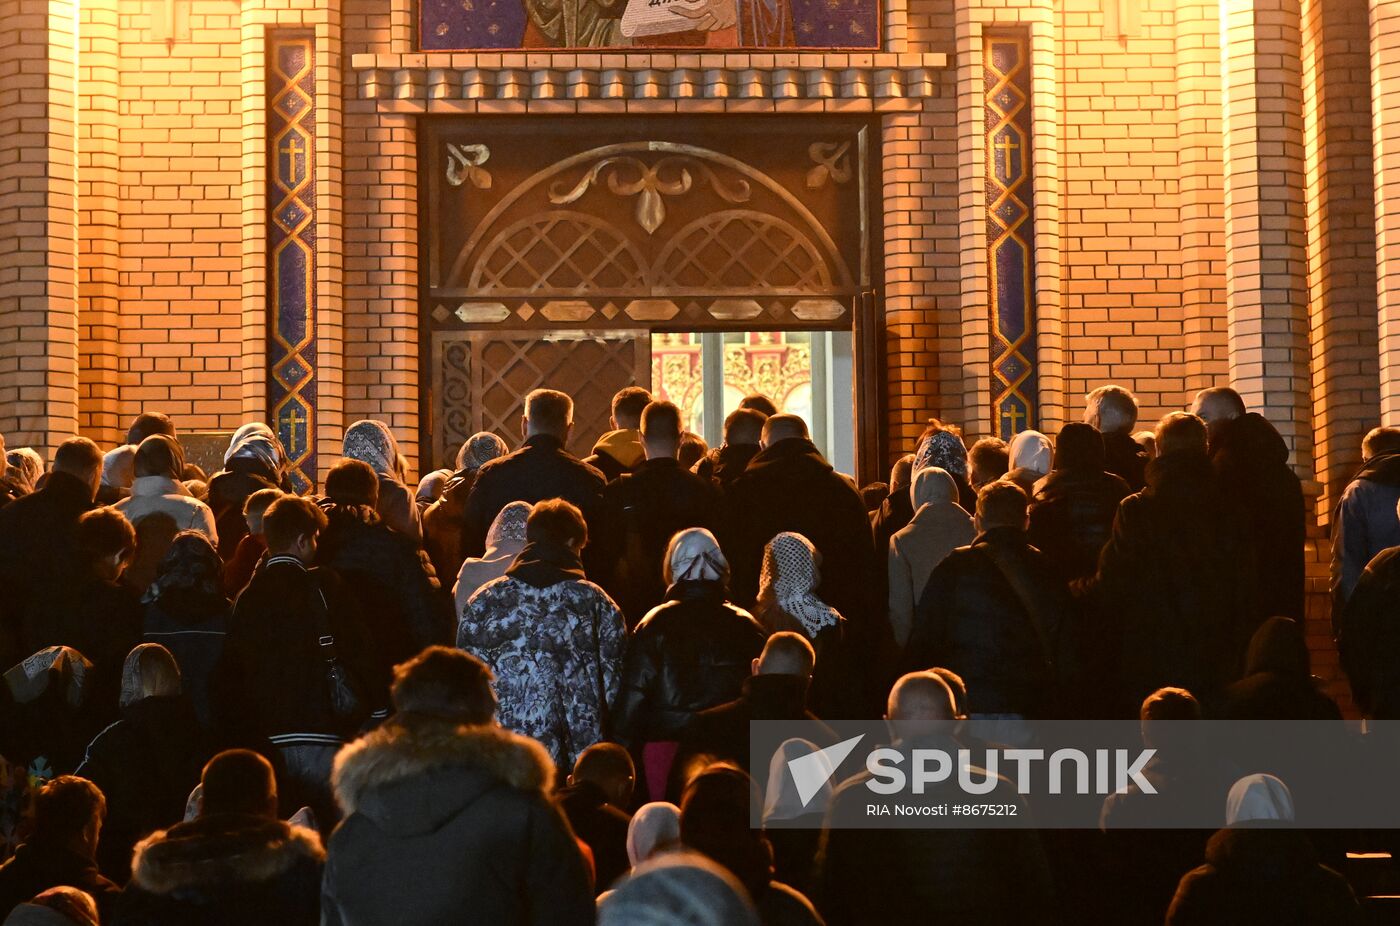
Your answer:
[0,0,1391,701]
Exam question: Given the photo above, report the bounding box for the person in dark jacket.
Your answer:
[596,400,721,627]
[1193,387,1306,621]
[1166,774,1362,926]
[612,528,765,795]
[1028,422,1131,584]
[0,777,119,924]
[206,424,293,559]
[1084,384,1149,491]
[556,743,634,894]
[680,632,835,781]
[215,496,383,826]
[115,749,324,926]
[583,386,651,483]
[1337,527,1400,716]
[694,408,766,492]
[816,672,1055,925]
[1331,426,1400,614]
[421,432,508,583]
[75,645,211,881]
[869,455,916,558]
[725,415,881,674]
[316,459,452,667]
[462,389,607,559]
[142,531,230,729]
[0,439,102,669]
[1221,617,1340,721]
[322,647,595,926]
[1088,412,1259,713]
[907,480,1072,722]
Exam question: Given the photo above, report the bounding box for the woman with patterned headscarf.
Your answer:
[140,531,230,729]
[755,531,852,719]
[913,420,977,512]
[453,500,530,617]
[206,422,293,558]
[342,420,421,542]
[423,431,510,582]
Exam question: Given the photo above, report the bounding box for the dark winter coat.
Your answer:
[680,673,836,778]
[216,557,384,747]
[315,502,453,667]
[1220,617,1341,721]
[205,458,284,559]
[462,433,606,559]
[595,457,721,627]
[816,737,1056,925]
[906,528,1071,717]
[1331,451,1400,613]
[1029,468,1131,583]
[1209,413,1306,621]
[142,595,230,731]
[694,442,760,491]
[1103,430,1149,492]
[1166,828,1362,926]
[611,580,766,747]
[556,779,631,893]
[115,813,324,925]
[76,695,214,881]
[0,842,119,924]
[0,471,96,668]
[1338,544,1400,716]
[323,719,595,926]
[1090,451,1259,711]
[724,438,880,646]
[870,489,914,559]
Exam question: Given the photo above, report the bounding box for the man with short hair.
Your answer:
[0,776,119,923]
[968,437,1010,492]
[584,386,652,483]
[1331,426,1400,613]
[118,750,324,924]
[124,412,177,448]
[458,499,625,770]
[738,393,779,418]
[1089,412,1258,713]
[462,388,607,558]
[557,743,636,893]
[1191,387,1305,621]
[323,646,594,925]
[217,496,383,826]
[1084,384,1150,491]
[906,480,1072,723]
[695,407,767,490]
[0,437,102,668]
[596,400,720,625]
[816,671,1053,924]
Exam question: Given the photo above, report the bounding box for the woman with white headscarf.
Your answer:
[342,420,421,542]
[1165,773,1361,925]
[612,528,766,800]
[755,531,852,719]
[599,851,759,926]
[887,467,976,648]
[206,422,292,558]
[453,500,531,617]
[423,431,509,581]
[6,448,44,493]
[1006,430,1053,496]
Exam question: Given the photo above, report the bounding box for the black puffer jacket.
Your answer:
[612,580,766,746]
[1029,468,1131,583]
[1166,828,1362,926]
[462,434,606,559]
[323,719,594,926]
[115,813,324,925]
[906,527,1072,717]
[315,502,453,667]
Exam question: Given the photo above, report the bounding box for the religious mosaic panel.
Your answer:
[985,30,1039,439]
[266,31,317,491]
[420,0,877,50]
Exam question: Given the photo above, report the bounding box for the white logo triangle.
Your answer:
[787,734,865,808]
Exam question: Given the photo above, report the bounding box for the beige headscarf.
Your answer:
[663,528,729,586]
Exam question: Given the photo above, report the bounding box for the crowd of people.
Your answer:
[0,381,1390,923]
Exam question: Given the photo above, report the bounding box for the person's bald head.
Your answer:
[754,631,816,679]
[761,414,809,449]
[887,671,958,741]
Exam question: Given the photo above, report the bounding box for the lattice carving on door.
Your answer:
[655,211,832,293]
[432,330,650,467]
[469,212,651,296]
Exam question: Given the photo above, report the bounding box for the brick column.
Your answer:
[1220,0,1314,475]
[1303,0,1379,522]
[1371,0,1400,422]
[0,0,80,454]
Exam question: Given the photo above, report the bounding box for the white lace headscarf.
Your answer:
[663,528,729,586]
[756,531,841,639]
[343,420,401,480]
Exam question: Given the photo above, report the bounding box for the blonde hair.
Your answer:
[119,643,182,708]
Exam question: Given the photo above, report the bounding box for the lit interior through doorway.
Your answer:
[651,331,855,477]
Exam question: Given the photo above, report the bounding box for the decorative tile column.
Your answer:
[267,32,318,491]
[1220,0,1314,474]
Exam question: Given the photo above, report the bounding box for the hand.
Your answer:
[670,0,737,31]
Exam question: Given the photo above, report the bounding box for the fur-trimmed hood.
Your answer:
[130,813,323,895]
[332,719,555,832]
